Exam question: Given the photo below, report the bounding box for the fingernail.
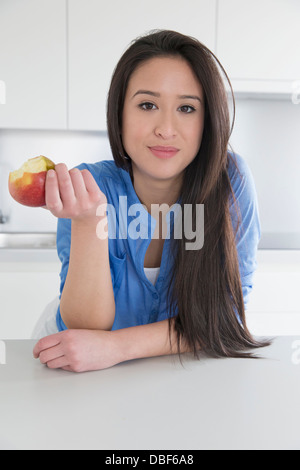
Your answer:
[47,169,55,178]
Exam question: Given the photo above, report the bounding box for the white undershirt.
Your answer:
[144,266,160,285]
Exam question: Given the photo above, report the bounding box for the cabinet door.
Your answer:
[68,0,217,131]
[0,0,67,129]
[0,270,60,340]
[217,0,300,94]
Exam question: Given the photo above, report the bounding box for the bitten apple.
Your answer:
[8,155,55,207]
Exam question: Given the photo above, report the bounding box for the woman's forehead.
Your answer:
[126,56,203,99]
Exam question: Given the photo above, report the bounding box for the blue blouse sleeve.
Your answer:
[228,153,261,309]
[54,160,124,331]
[55,217,71,330]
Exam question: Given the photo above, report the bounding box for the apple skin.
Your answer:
[8,171,48,207]
[8,155,55,207]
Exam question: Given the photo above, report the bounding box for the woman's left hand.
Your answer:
[33,329,121,373]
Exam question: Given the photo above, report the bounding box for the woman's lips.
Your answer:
[148,146,179,159]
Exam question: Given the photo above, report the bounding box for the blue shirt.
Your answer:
[56,153,261,331]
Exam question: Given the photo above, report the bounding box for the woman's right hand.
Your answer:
[45,163,107,220]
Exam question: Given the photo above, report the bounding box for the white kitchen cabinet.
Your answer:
[0,0,67,129]
[217,0,300,96]
[68,0,217,131]
[1,249,300,340]
[0,254,60,339]
[1,1,298,133]
[246,250,300,336]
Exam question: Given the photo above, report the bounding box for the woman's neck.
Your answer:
[131,167,182,214]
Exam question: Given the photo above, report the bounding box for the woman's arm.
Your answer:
[33,319,193,373]
[46,163,115,330]
[229,153,261,309]
[59,216,115,330]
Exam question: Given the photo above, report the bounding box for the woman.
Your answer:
[33,30,270,372]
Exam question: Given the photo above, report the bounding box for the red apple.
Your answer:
[8,155,55,207]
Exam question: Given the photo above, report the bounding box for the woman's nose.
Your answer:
[154,112,177,139]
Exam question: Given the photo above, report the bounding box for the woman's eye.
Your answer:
[138,103,196,113]
[179,105,196,113]
[139,102,157,111]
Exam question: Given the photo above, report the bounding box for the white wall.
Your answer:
[230,98,300,249]
[1,97,300,248]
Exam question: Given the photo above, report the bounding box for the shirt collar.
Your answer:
[120,166,156,235]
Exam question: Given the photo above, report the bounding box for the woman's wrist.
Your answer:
[110,320,183,364]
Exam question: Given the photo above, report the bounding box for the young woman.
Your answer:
[33,30,270,372]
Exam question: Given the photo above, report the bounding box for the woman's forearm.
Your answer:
[60,215,115,330]
[112,319,192,363]
[34,319,193,373]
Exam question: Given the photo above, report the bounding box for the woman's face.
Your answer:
[122,56,205,184]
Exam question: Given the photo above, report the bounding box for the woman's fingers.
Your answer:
[69,168,88,200]
[55,163,76,204]
[46,355,70,369]
[34,335,70,369]
[37,342,64,363]
[44,164,106,219]
[34,329,117,373]
[81,169,106,203]
[61,365,73,372]
[45,164,83,217]
[45,169,63,215]
[33,332,61,357]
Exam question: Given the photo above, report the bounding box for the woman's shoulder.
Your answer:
[75,159,122,181]
[75,159,128,196]
[69,159,131,202]
[227,151,257,200]
[227,151,252,178]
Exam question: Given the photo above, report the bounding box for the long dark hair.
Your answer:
[107,29,271,358]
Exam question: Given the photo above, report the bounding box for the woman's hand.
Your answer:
[33,329,121,373]
[45,163,107,220]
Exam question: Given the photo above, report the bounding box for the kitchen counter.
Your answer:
[0,232,59,265]
[1,336,300,450]
[0,248,59,267]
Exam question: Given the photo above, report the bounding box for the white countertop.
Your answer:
[1,336,300,450]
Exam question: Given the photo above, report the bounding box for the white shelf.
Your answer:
[225,80,299,101]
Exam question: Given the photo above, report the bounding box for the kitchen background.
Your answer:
[0,0,300,339]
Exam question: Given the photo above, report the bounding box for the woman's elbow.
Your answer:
[60,303,115,331]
